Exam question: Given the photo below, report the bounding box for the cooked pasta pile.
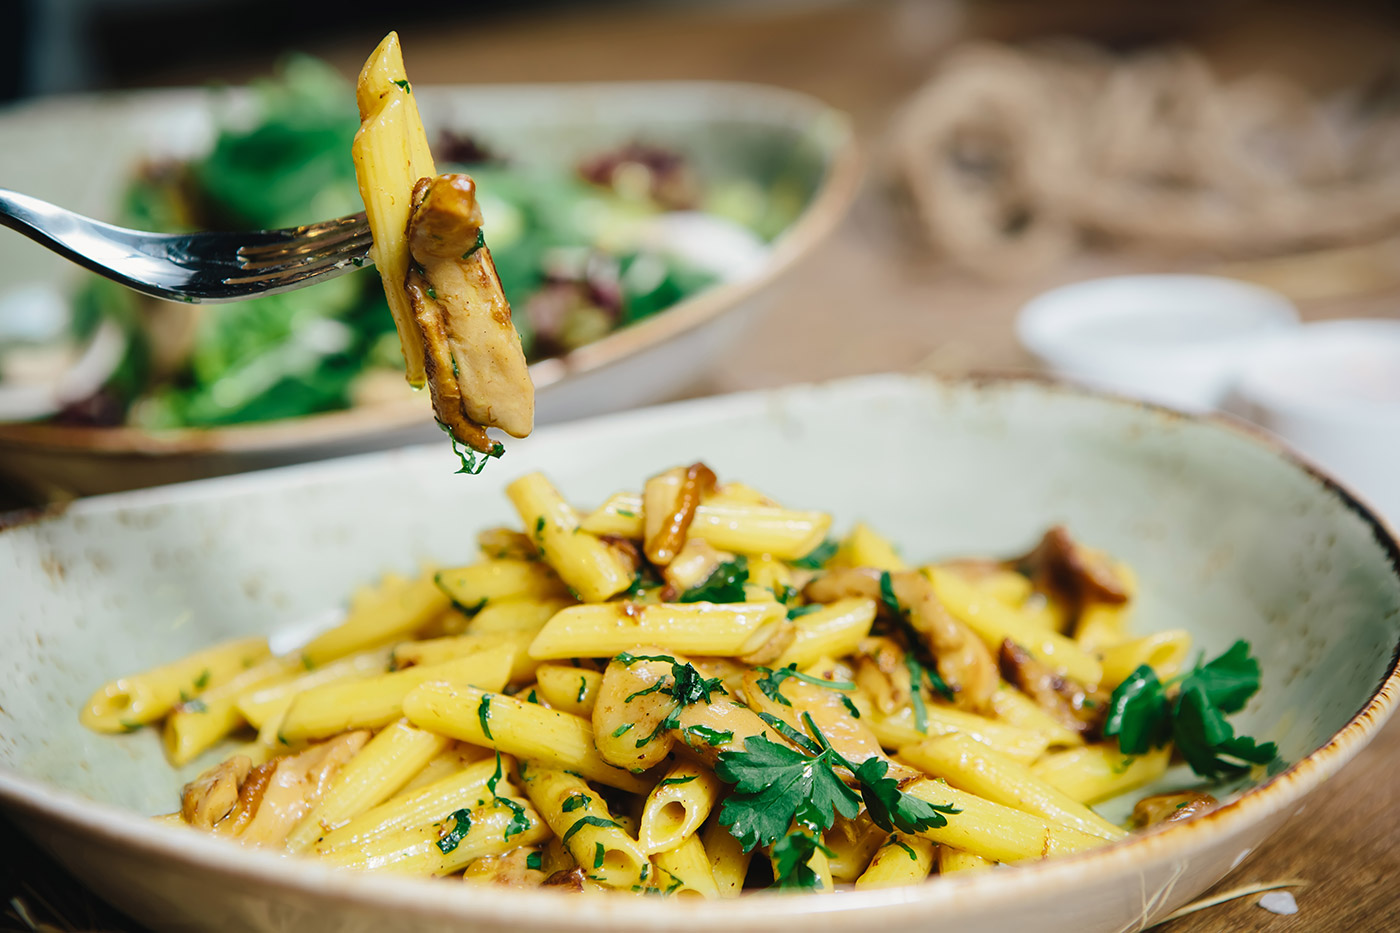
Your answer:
[80,464,1274,894]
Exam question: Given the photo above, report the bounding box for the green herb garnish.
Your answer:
[526,851,543,870]
[770,829,835,890]
[790,539,838,570]
[679,557,749,603]
[1104,640,1277,778]
[563,793,591,813]
[658,774,697,788]
[754,664,856,708]
[436,809,472,853]
[478,694,493,740]
[560,815,622,846]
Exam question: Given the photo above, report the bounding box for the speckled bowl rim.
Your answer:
[0,80,862,458]
[1,373,1397,928]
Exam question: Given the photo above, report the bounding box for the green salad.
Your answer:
[56,58,792,430]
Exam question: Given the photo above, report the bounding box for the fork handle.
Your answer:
[0,188,165,292]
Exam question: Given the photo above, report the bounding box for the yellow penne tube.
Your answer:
[871,705,1051,766]
[773,599,877,670]
[80,636,270,733]
[529,602,787,660]
[278,645,515,743]
[768,828,834,892]
[1100,630,1192,687]
[701,820,750,899]
[856,834,936,888]
[299,571,448,668]
[507,473,634,603]
[904,780,1105,863]
[745,555,794,596]
[639,761,724,855]
[467,596,574,634]
[398,743,494,795]
[579,493,830,560]
[651,834,719,898]
[235,647,394,729]
[286,720,450,852]
[520,764,649,888]
[823,816,887,883]
[316,755,504,851]
[535,664,603,717]
[318,796,548,875]
[989,684,1085,748]
[834,522,906,572]
[925,567,1103,685]
[938,845,995,873]
[162,655,302,766]
[900,734,1126,840]
[402,682,648,793]
[1030,742,1172,805]
[391,629,541,682]
[436,562,570,612]
[352,31,434,386]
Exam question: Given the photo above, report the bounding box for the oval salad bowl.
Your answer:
[0,78,859,500]
[1,373,1397,932]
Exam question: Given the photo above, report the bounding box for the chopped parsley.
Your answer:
[437,422,505,475]
[791,539,838,570]
[577,676,589,704]
[886,837,919,861]
[658,774,697,788]
[392,78,411,92]
[193,669,211,690]
[715,712,954,852]
[461,228,486,260]
[436,809,472,853]
[612,723,634,738]
[1104,640,1277,779]
[486,752,532,839]
[478,695,494,740]
[526,851,543,871]
[616,508,636,518]
[679,556,750,603]
[562,793,591,813]
[754,664,856,708]
[560,815,622,846]
[684,724,734,747]
[594,842,606,869]
[534,516,546,538]
[881,571,954,703]
[786,603,822,620]
[614,653,726,748]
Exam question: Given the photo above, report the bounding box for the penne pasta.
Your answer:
[507,473,634,603]
[519,763,649,889]
[900,734,1126,840]
[390,629,541,682]
[299,571,448,668]
[834,523,907,572]
[856,834,936,888]
[435,563,571,613]
[162,655,303,766]
[534,663,603,718]
[236,647,394,729]
[286,719,450,852]
[81,636,270,733]
[1030,742,1172,805]
[871,704,1051,766]
[773,598,877,670]
[904,780,1105,863]
[938,846,995,873]
[988,684,1085,749]
[651,834,719,898]
[580,493,831,560]
[401,682,649,793]
[638,761,724,855]
[701,819,751,899]
[278,645,515,743]
[530,601,787,661]
[1099,630,1192,687]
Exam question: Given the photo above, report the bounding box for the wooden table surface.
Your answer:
[7,1,1400,929]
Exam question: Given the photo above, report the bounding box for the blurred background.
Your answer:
[3,0,1399,515]
[3,2,1400,928]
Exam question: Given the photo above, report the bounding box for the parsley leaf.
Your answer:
[560,815,622,846]
[770,829,836,890]
[526,851,543,871]
[679,556,750,603]
[790,539,838,570]
[562,793,591,813]
[754,664,857,708]
[1104,641,1277,779]
[478,694,493,740]
[714,734,860,852]
[852,757,957,834]
[658,774,697,788]
[684,724,734,747]
[486,752,531,839]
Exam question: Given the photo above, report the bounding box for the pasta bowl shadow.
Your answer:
[1,372,1397,931]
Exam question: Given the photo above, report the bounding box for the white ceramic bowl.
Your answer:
[1232,319,1400,522]
[1016,274,1300,411]
[0,81,860,498]
[2,373,1398,932]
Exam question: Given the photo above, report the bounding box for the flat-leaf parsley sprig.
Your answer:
[714,711,958,860]
[1104,640,1278,779]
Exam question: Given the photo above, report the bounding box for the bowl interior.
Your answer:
[2,375,1398,822]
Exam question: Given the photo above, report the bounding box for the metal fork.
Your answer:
[0,188,373,303]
